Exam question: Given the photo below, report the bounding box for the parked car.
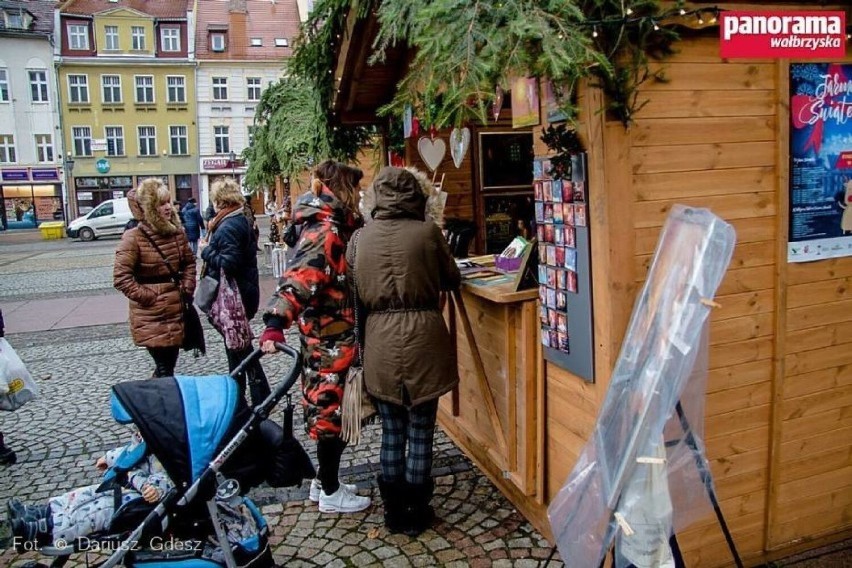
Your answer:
[66,198,133,241]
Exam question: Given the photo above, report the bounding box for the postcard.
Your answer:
[543,180,553,202]
[554,226,564,246]
[558,331,569,351]
[573,181,585,203]
[546,288,556,309]
[562,180,574,203]
[555,246,565,266]
[564,247,577,271]
[563,203,574,226]
[544,203,554,222]
[553,203,564,224]
[534,202,544,223]
[574,203,587,227]
[556,290,567,310]
[544,224,554,244]
[546,267,557,287]
[567,270,578,293]
[557,269,566,289]
[557,312,567,333]
[533,160,544,180]
[551,179,562,203]
[565,226,576,248]
[537,225,545,242]
[546,244,556,266]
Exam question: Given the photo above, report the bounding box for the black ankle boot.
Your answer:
[0,434,16,466]
[377,476,407,534]
[402,478,435,537]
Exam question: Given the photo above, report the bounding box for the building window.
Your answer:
[137,126,156,156]
[212,77,228,101]
[0,135,16,163]
[210,33,226,52]
[214,126,229,155]
[161,27,180,52]
[274,38,288,47]
[35,134,53,163]
[250,38,262,47]
[169,125,188,155]
[167,76,185,103]
[247,77,261,101]
[29,70,48,102]
[101,75,121,103]
[0,69,8,102]
[105,126,124,156]
[5,10,24,29]
[68,24,89,50]
[131,26,146,50]
[135,75,154,104]
[104,25,119,50]
[72,126,92,156]
[68,74,89,103]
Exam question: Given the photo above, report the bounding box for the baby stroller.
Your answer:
[36,342,313,568]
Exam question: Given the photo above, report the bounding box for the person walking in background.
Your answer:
[200,178,270,405]
[259,160,370,514]
[181,198,205,255]
[114,179,196,378]
[348,167,461,536]
[0,308,16,466]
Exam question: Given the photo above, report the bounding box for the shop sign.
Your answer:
[2,169,29,182]
[91,139,108,152]
[77,191,93,201]
[31,168,60,181]
[201,157,244,171]
[202,157,229,171]
[96,158,111,174]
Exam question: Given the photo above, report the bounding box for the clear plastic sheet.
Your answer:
[547,205,736,568]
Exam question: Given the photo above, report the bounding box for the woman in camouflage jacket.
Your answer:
[260,160,370,514]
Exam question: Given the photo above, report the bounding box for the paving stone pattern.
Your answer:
[0,233,566,567]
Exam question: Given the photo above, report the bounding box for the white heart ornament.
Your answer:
[417,136,446,172]
[449,127,471,169]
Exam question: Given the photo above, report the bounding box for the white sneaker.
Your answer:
[309,478,358,502]
[318,484,371,513]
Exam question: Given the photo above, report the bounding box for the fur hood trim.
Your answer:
[137,182,180,236]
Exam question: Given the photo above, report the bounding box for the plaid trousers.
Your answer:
[376,398,439,485]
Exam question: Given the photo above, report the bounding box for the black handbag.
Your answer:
[139,228,206,355]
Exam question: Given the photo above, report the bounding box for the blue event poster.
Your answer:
[789,63,852,263]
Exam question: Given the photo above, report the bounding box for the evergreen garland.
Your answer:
[243,0,375,191]
[245,0,689,188]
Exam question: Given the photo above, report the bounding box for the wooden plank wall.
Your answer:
[630,37,777,566]
[619,36,852,565]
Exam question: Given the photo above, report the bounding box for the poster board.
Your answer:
[534,152,594,381]
[788,62,852,262]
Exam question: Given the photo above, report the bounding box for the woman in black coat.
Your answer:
[200,178,269,404]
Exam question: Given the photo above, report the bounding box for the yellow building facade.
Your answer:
[58,2,197,215]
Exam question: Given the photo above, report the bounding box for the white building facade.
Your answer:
[194,0,300,213]
[196,62,285,209]
[0,1,64,229]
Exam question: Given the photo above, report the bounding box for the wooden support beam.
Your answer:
[451,290,509,458]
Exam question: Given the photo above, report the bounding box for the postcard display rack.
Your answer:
[534,153,594,382]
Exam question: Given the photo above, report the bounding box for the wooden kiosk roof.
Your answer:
[331,9,407,125]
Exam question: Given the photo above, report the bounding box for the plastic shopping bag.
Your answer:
[0,337,38,411]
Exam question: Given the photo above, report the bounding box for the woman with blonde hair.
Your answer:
[200,177,269,404]
[114,178,196,377]
[259,160,370,514]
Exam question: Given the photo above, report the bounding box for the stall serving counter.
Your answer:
[441,280,550,532]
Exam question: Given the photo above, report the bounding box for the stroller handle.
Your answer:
[230,342,302,418]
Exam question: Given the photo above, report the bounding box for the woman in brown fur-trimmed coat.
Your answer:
[114,178,196,377]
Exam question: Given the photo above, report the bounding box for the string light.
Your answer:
[626,7,633,15]
[697,13,704,25]
[679,8,686,15]
[652,20,660,31]
[592,27,599,38]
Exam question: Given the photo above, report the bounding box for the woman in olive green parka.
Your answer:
[347,166,460,537]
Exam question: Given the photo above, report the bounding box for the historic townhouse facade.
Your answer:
[57,0,198,216]
[195,0,300,211]
[0,0,63,230]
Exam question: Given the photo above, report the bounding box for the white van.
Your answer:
[66,198,133,241]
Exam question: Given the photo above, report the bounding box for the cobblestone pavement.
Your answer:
[0,231,566,567]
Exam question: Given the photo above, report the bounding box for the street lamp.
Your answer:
[229,150,236,180]
[63,152,75,221]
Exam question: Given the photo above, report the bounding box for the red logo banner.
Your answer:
[720,11,846,59]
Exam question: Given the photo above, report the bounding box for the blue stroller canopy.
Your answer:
[110,375,239,487]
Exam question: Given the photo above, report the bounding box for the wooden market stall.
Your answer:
[332,3,852,566]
